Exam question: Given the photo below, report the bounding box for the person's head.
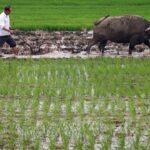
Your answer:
[4,5,12,15]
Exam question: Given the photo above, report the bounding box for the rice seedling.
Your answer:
[118,130,126,150]
[101,126,114,150]
[48,127,58,150]
[65,98,73,119]
[133,126,142,150]
[84,124,96,149]
[60,126,70,150]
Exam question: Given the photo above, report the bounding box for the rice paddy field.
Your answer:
[0,58,150,149]
[0,0,150,150]
[0,0,150,30]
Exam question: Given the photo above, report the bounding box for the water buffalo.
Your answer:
[86,15,150,54]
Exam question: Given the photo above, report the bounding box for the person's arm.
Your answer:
[2,27,12,33]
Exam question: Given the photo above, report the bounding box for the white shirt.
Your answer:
[0,12,10,36]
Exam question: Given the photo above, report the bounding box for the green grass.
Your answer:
[0,0,150,30]
[0,58,150,149]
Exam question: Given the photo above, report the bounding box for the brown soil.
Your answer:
[1,30,150,59]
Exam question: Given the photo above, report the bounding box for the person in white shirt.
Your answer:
[0,5,18,55]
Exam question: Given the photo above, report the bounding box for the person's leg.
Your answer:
[6,36,18,55]
[0,36,6,49]
[0,36,6,56]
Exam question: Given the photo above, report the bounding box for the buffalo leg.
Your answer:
[129,36,139,55]
[98,40,107,54]
[129,44,135,55]
[85,39,98,53]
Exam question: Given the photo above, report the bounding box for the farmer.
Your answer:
[0,5,18,54]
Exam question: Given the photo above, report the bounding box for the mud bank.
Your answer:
[0,30,150,59]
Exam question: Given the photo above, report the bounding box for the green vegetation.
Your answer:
[0,0,150,149]
[0,58,150,149]
[0,0,150,30]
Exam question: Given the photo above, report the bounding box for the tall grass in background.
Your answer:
[0,0,150,30]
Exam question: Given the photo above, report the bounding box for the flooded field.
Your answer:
[0,58,150,149]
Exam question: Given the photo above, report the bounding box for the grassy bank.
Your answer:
[0,0,150,30]
[0,58,150,149]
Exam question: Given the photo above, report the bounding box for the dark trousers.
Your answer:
[0,35,16,48]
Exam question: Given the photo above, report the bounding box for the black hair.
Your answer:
[4,5,11,11]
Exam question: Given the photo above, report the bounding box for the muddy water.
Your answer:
[0,30,150,59]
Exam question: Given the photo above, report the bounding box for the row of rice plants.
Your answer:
[0,97,149,149]
[0,58,150,149]
[0,98,149,149]
[1,58,150,98]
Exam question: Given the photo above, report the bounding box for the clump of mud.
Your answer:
[1,30,150,58]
